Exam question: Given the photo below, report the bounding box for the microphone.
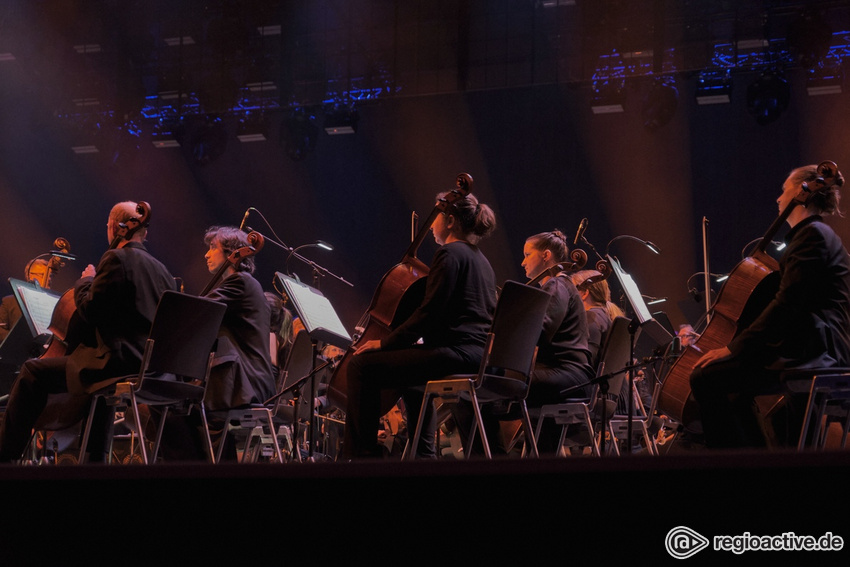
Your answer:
[239,208,251,231]
[574,218,588,245]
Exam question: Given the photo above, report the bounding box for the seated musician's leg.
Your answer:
[342,351,384,459]
[0,356,69,462]
[343,346,476,459]
[690,358,776,449]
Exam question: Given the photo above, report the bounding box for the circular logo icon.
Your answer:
[666,526,710,559]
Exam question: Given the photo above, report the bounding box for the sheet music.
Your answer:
[15,284,59,336]
[275,272,351,350]
[608,257,653,323]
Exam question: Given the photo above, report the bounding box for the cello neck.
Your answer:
[755,202,797,254]
[403,207,441,261]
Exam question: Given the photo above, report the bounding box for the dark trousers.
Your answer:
[0,356,113,462]
[342,345,480,459]
[689,356,781,449]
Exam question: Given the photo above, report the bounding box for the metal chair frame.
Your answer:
[406,281,552,460]
[77,290,226,464]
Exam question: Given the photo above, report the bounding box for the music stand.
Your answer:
[275,272,351,460]
[9,278,60,338]
[607,257,673,451]
[0,279,60,398]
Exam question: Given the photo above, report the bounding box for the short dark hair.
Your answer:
[204,226,256,274]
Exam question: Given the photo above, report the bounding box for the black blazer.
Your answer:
[729,216,850,370]
[67,241,176,393]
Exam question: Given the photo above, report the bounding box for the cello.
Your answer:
[42,202,152,359]
[326,173,474,411]
[658,161,842,429]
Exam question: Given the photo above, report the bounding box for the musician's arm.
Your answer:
[728,225,828,360]
[382,247,456,350]
[74,251,124,323]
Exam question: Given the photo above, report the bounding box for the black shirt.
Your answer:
[383,241,496,351]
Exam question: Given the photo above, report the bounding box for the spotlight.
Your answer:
[323,104,358,135]
[746,69,790,125]
[591,79,625,114]
[807,64,843,96]
[695,69,732,105]
[152,117,181,148]
[237,111,269,142]
[642,77,678,130]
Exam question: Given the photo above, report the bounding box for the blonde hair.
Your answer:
[572,270,624,321]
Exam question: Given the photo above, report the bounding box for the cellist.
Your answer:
[156,225,275,461]
[0,201,176,463]
[342,192,497,460]
[691,164,850,449]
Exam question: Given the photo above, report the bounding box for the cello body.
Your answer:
[657,250,779,428]
[326,174,473,412]
[658,160,841,429]
[325,257,429,411]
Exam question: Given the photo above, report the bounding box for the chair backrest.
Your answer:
[594,316,633,406]
[483,280,552,381]
[145,290,227,381]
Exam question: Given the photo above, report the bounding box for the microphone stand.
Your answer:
[254,229,351,461]
[245,226,354,288]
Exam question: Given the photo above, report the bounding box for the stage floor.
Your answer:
[2,448,849,566]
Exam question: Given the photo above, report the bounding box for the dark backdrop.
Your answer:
[1,2,849,336]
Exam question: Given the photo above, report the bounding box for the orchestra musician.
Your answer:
[0,258,53,342]
[342,192,497,460]
[677,324,699,348]
[521,231,595,406]
[571,268,625,369]
[202,226,276,412]
[0,202,176,463]
[265,291,294,374]
[691,164,850,449]
[156,226,276,461]
[454,230,596,455]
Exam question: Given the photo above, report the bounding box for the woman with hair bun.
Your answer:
[520,230,595,409]
[458,229,597,456]
[343,193,498,459]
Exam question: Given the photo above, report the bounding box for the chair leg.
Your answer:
[198,405,216,464]
[406,392,431,461]
[216,420,230,464]
[468,390,492,459]
[128,393,150,464]
[77,396,99,464]
[264,411,285,463]
[797,393,815,451]
[519,402,539,459]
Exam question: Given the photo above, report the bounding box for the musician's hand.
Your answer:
[354,339,382,355]
[81,264,97,278]
[694,346,732,369]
